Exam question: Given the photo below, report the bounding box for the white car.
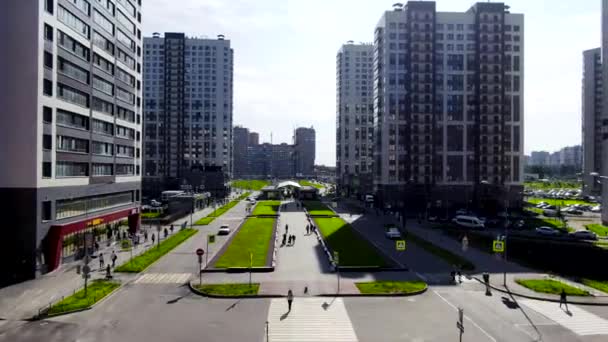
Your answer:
[385,227,402,239]
[535,226,559,236]
[591,205,602,213]
[218,225,230,235]
[569,230,598,240]
[452,215,485,229]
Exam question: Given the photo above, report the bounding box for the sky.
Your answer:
[143,0,602,166]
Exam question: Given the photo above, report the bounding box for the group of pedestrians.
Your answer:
[281,224,297,247]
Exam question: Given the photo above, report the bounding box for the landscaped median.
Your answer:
[252,200,281,216]
[114,228,198,272]
[303,201,337,216]
[44,280,120,317]
[213,217,276,268]
[299,180,324,189]
[581,279,608,294]
[192,283,260,297]
[515,278,590,296]
[231,179,270,191]
[407,232,475,270]
[194,192,251,225]
[585,224,608,237]
[355,280,427,295]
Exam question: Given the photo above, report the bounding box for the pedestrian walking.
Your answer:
[105,264,112,279]
[282,233,287,247]
[99,253,104,269]
[287,289,294,311]
[152,233,156,244]
[560,289,569,311]
[94,241,99,252]
[144,230,148,242]
[111,251,117,268]
[164,228,168,238]
[285,224,289,235]
[170,224,174,233]
[292,235,296,245]
[306,225,310,235]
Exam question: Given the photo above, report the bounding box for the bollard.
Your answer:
[483,272,491,296]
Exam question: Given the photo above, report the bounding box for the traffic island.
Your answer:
[194,193,251,225]
[38,280,121,318]
[188,282,283,298]
[514,278,591,296]
[114,228,198,273]
[354,280,428,296]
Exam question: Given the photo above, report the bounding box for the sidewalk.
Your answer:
[0,206,213,320]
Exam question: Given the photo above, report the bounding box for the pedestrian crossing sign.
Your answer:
[492,240,505,253]
[396,240,406,251]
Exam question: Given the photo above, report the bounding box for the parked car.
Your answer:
[451,215,485,229]
[569,230,598,241]
[564,208,583,215]
[543,209,558,217]
[218,225,230,235]
[385,227,402,240]
[150,199,162,207]
[535,226,559,236]
[591,205,602,213]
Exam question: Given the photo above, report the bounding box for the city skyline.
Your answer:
[143,0,601,166]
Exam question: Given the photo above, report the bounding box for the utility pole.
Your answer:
[503,199,509,286]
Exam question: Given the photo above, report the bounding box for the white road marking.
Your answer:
[134,273,191,284]
[267,297,358,341]
[433,290,497,342]
[520,299,608,336]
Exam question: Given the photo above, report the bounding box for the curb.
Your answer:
[318,284,428,297]
[188,281,283,299]
[338,266,410,272]
[472,277,608,306]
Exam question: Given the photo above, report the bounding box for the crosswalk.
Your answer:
[266,297,358,342]
[520,299,608,336]
[133,273,191,285]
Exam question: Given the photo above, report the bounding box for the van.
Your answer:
[451,215,485,229]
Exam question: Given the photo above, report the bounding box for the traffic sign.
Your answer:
[396,240,406,251]
[82,264,91,275]
[208,234,215,244]
[492,240,505,253]
[196,248,205,256]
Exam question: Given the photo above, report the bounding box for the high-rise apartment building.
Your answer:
[336,42,375,197]
[0,0,143,286]
[294,127,316,177]
[529,151,550,166]
[373,2,524,212]
[233,126,250,178]
[249,132,260,146]
[582,48,603,195]
[142,33,233,196]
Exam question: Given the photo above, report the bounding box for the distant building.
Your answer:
[294,127,316,177]
[559,145,582,168]
[582,48,605,195]
[246,143,295,179]
[248,132,259,146]
[529,151,551,166]
[233,126,250,178]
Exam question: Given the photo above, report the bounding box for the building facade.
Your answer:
[233,126,250,178]
[0,0,143,287]
[142,33,233,197]
[582,48,604,195]
[336,42,375,197]
[246,143,295,179]
[248,132,259,146]
[373,2,524,213]
[294,127,316,177]
[529,151,550,166]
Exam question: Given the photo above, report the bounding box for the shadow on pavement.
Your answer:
[501,296,519,309]
[225,299,242,312]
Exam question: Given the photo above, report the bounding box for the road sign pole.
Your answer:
[206,238,209,268]
[249,252,253,287]
[457,307,464,341]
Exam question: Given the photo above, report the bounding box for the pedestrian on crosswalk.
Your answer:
[287,289,294,311]
[560,289,569,312]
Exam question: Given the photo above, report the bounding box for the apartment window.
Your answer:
[58,30,90,61]
[92,163,113,176]
[92,97,114,115]
[116,164,134,175]
[58,6,90,39]
[57,135,89,153]
[116,9,136,34]
[45,0,54,14]
[43,106,53,123]
[56,191,133,219]
[93,9,114,35]
[42,162,52,178]
[92,119,114,135]
[116,67,135,86]
[43,79,53,96]
[56,161,89,177]
[42,201,52,221]
[93,31,115,55]
[58,57,89,84]
[57,109,89,130]
[92,141,114,155]
[116,87,135,104]
[513,76,520,91]
[57,83,89,107]
[44,52,53,69]
[116,0,136,17]
[93,53,114,74]
[116,144,134,157]
[513,55,520,72]
[43,134,52,150]
[117,48,136,70]
[69,0,90,15]
[116,125,135,139]
[513,95,520,122]
[116,106,135,122]
[44,24,54,41]
[93,75,114,95]
[116,29,136,52]
[96,0,115,15]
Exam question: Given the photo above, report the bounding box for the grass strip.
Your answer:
[407,232,475,270]
[313,217,387,267]
[232,180,270,191]
[47,280,120,315]
[581,279,608,294]
[303,201,336,216]
[214,217,275,268]
[355,281,427,294]
[252,200,281,216]
[585,224,608,237]
[194,192,250,225]
[524,181,580,190]
[194,283,260,296]
[515,278,590,296]
[526,197,594,206]
[141,212,162,219]
[114,229,198,272]
[299,180,324,189]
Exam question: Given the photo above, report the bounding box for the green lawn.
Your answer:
[194,283,260,296]
[303,201,336,216]
[114,229,198,272]
[252,201,281,216]
[141,212,162,219]
[313,217,387,267]
[582,279,608,294]
[355,281,427,294]
[407,232,475,270]
[299,180,323,189]
[214,218,275,268]
[231,180,270,191]
[527,197,593,207]
[194,193,250,225]
[525,181,580,190]
[585,224,608,237]
[515,278,590,296]
[47,280,120,315]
